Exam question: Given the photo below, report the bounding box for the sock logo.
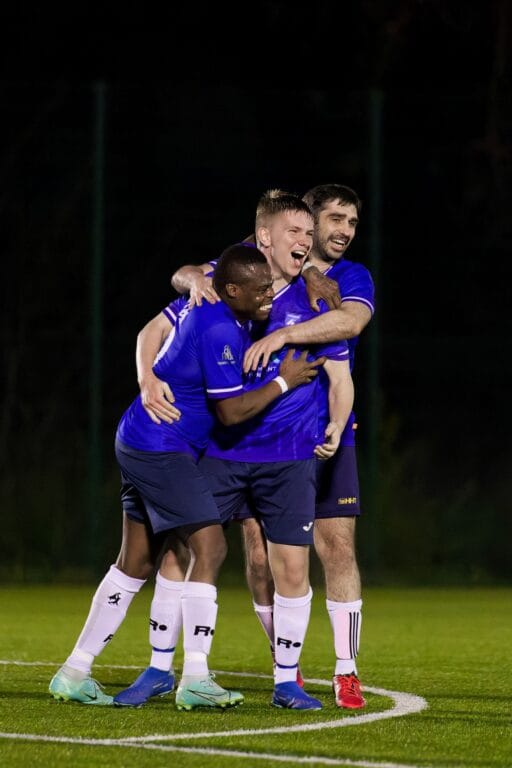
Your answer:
[103,633,114,643]
[194,625,215,637]
[108,592,121,605]
[277,636,302,649]
[150,618,168,632]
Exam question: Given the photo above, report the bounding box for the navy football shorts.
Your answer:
[199,456,317,546]
[115,439,223,534]
[315,445,361,518]
[230,502,255,522]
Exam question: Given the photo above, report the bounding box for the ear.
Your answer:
[256,225,271,248]
[225,283,238,298]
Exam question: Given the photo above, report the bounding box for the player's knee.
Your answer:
[316,538,357,576]
[211,538,228,570]
[245,562,272,588]
[276,562,308,593]
[324,542,356,566]
[246,542,270,572]
[118,559,153,580]
[315,522,355,558]
[190,528,227,569]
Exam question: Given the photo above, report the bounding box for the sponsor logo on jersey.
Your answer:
[284,313,302,326]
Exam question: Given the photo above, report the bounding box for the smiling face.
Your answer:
[311,200,359,266]
[257,209,314,286]
[228,262,274,322]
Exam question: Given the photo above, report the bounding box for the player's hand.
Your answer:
[279,349,326,390]
[140,373,181,424]
[303,267,342,311]
[243,328,288,372]
[314,421,341,460]
[187,275,221,307]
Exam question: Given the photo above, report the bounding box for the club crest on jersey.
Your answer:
[218,345,235,365]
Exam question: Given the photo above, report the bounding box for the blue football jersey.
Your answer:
[206,277,348,462]
[116,300,252,457]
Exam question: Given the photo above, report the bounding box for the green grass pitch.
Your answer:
[0,585,511,767]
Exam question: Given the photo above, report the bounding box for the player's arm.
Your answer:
[136,313,181,425]
[171,262,220,306]
[314,359,354,460]
[244,301,372,372]
[215,349,325,426]
[302,264,342,310]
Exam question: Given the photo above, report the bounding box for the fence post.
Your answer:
[88,81,106,575]
[364,87,383,575]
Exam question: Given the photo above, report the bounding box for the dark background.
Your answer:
[1,2,510,584]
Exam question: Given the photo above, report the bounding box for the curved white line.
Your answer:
[119,678,426,743]
[0,661,428,768]
[0,734,432,768]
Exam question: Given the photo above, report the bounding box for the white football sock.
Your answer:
[64,565,145,676]
[326,598,362,676]
[181,581,217,677]
[273,589,312,684]
[253,601,275,656]
[148,572,184,672]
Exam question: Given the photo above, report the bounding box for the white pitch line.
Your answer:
[0,660,145,669]
[118,684,426,742]
[0,734,434,768]
[0,659,429,768]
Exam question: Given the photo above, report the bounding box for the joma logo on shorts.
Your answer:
[337,497,358,505]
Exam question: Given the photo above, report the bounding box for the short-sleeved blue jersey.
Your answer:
[327,258,374,369]
[116,300,252,458]
[205,277,348,462]
[162,295,187,325]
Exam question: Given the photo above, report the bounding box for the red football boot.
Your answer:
[332,673,366,709]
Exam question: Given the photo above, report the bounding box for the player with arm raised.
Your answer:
[49,244,321,711]
[116,192,354,710]
[169,184,374,708]
[245,184,374,708]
